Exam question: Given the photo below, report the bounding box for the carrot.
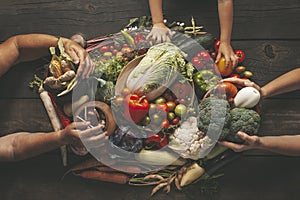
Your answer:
[74,170,129,184]
[94,165,141,174]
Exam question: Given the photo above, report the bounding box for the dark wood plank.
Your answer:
[0,99,53,136]
[0,0,299,41]
[1,154,300,200]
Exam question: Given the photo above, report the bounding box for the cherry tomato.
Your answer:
[172,117,180,125]
[191,56,204,69]
[234,49,245,63]
[166,101,176,111]
[197,50,211,60]
[109,45,115,51]
[99,45,109,53]
[230,73,241,78]
[214,39,220,52]
[235,65,246,74]
[216,56,233,77]
[156,102,169,114]
[161,119,170,129]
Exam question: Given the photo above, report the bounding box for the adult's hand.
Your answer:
[215,42,238,68]
[62,37,94,79]
[146,23,173,43]
[59,122,107,148]
[221,77,262,93]
[218,131,261,152]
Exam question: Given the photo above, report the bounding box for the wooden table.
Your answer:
[1,0,300,199]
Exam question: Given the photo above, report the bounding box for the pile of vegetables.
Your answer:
[29,16,262,197]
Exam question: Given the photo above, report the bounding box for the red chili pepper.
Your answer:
[48,93,71,127]
[124,94,150,123]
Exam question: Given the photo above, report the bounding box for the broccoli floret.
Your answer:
[197,97,231,141]
[226,108,261,143]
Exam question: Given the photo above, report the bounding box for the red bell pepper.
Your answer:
[124,94,150,123]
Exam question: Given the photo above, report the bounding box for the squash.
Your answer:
[234,87,260,108]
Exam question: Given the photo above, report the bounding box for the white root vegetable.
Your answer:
[39,87,67,166]
[63,95,89,117]
[180,162,205,187]
[134,149,187,166]
[234,86,260,108]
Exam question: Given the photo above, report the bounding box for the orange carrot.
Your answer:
[74,170,129,184]
[95,165,141,174]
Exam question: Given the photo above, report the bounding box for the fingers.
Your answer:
[221,77,261,92]
[215,52,221,64]
[218,141,245,152]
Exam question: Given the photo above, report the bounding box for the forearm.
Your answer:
[218,0,233,43]
[256,135,300,156]
[0,131,65,162]
[149,0,164,24]
[261,68,300,98]
[0,34,60,77]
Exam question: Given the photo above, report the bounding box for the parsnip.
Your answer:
[180,162,205,187]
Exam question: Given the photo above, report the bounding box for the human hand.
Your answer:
[218,131,261,152]
[61,37,94,79]
[221,77,261,92]
[146,22,173,43]
[215,42,238,68]
[59,122,108,148]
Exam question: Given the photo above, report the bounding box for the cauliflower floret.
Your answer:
[168,116,213,160]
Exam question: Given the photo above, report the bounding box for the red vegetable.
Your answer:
[124,94,150,123]
[156,102,169,114]
[134,33,146,45]
[216,82,238,100]
[99,45,109,53]
[214,39,221,52]
[197,50,211,61]
[48,93,71,127]
[191,56,204,69]
[234,49,245,63]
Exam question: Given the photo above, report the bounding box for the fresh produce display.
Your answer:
[30,16,261,196]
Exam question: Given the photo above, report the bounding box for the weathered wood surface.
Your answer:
[1,154,300,200]
[1,0,300,199]
[0,0,299,41]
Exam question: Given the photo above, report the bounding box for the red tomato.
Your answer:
[229,73,241,78]
[156,102,169,114]
[161,119,170,129]
[99,46,109,53]
[191,56,204,69]
[172,117,180,125]
[166,101,176,111]
[216,57,233,77]
[197,50,211,60]
[214,39,220,52]
[234,49,245,63]
[216,82,238,100]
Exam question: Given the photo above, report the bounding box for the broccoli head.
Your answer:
[197,97,231,141]
[226,108,261,143]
